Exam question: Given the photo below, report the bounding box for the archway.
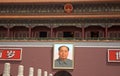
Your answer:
[54,70,72,76]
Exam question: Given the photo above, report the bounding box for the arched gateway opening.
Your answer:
[54,70,72,76]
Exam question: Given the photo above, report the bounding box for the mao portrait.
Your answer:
[53,44,74,69]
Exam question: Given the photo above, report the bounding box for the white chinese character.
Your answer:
[7,50,15,58]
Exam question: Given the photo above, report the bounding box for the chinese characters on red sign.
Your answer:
[0,48,22,61]
[108,49,120,62]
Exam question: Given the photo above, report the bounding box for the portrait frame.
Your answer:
[108,49,120,62]
[53,43,74,69]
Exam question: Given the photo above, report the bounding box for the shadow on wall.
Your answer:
[54,70,72,76]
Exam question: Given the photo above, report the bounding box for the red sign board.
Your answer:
[0,48,22,61]
[108,49,120,62]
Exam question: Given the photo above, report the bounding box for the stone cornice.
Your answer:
[0,14,120,19]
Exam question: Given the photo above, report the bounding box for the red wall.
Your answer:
[0,47,120,76]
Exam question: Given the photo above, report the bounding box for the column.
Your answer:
[7,27,10,38]
[17,65,24,76]
[82,25,85,40]
[49,74,53,76]
[29,67,34,76]
[3,63,10,76]
[29,26,31,38]
[50,25,53,38]
[44,71,47,76]
[105,25,108,40]
[37,69,42,76]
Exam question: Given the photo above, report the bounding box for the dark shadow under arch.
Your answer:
[54,70,72,76]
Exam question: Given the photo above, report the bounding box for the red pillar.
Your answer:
[29,26,31,38]
[105,25,108,39]
[50,25,53,38]
[82,25,85,40]
[7,27,10,38]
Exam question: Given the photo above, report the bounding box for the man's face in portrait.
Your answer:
[58,46,69,60]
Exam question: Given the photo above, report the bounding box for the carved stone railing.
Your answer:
[0,37,120,41]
